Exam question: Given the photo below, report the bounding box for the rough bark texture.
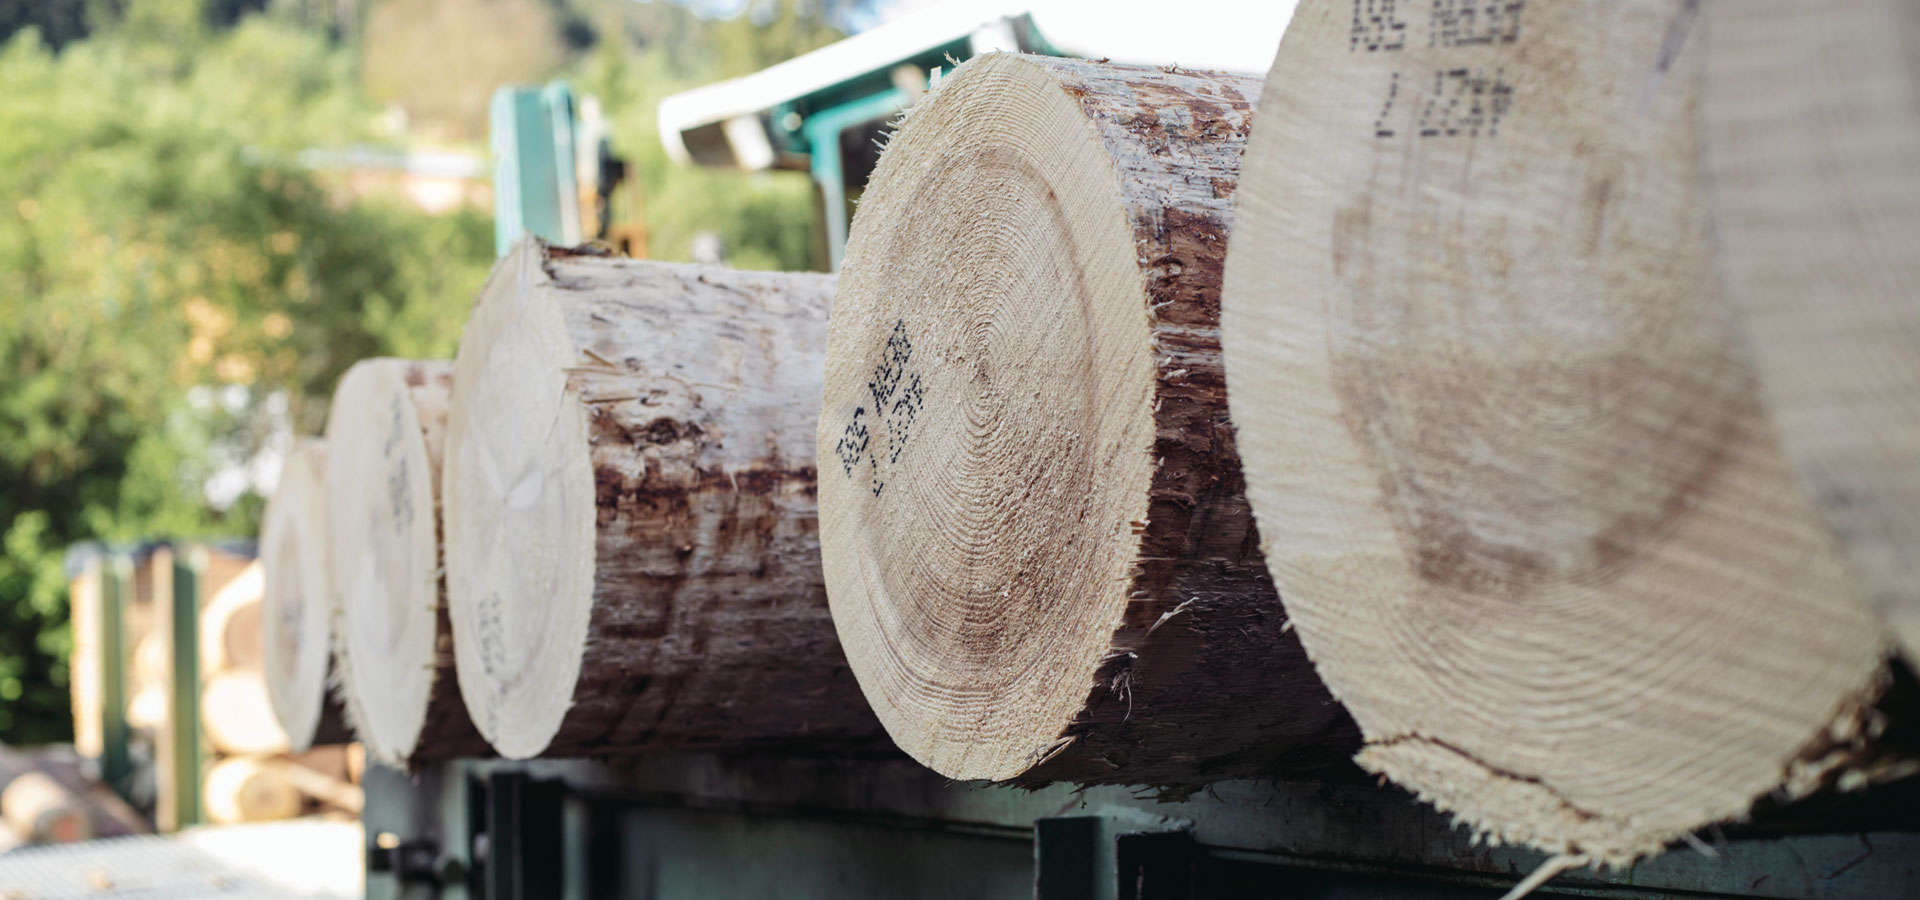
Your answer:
[454,245,888,757]
[1020,58,1359,784]
[308,694,354,747]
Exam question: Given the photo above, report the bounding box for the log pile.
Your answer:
[0,745,147,847]
[1220,0,1916,865]
[236,24,1920,881]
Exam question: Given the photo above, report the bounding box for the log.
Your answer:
[127,635,165,731]
[817,53,1358,786]
[261,438,354,751]
[442,240,884,758]
[0,771,91,844]
[67,559,103,758]
[203,757,302,824]
[200,561,264,672]
[261,757,363,814]
[19,746,149,839]
[203,670,291,756]
[1703,0,1920,663]
[326,358,488,766]
[1219,0,1911,865]
[0,748,94,845]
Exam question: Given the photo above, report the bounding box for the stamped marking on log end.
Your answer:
[834,319,926,498]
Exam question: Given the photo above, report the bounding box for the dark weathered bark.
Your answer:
[1019,58,1358,785]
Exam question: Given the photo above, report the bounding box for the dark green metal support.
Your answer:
[98,553,132,802]
[804,87,914,270]
[490,83,580,258]
[167,545,205,829]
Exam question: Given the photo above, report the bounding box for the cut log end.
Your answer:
[327,358,482,766]
[1702,0,1920,665]
[443,244,598,759]
[203,671,292,756]
[822,53,1352,785]
[203,758,302,825]
[823,53,1162,782]
[263,440,344,752]
[1221,0,1900,864]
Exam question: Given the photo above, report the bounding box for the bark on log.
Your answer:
[327,359,488,766]
[1703,0,1920,664]
[262,439,355,752]
[1220,0,1912,865]
[443,241,885,759]
[818,53,1358,787]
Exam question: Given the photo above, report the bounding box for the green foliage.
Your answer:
[0,0,847,744]
[572,0,838,270]
[0,3,493,742]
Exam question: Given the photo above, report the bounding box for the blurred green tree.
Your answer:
[1,0,845,744]
[0,3,493,742]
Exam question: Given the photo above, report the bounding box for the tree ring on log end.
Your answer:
[1222,0,1894,863]
[820,54,1161,781]
[262,439,332,752]
[443,244,597,759]
[328,358,457,766]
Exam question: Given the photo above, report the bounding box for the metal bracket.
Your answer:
[366,836,444,884]
[1036,808,1197,900]
[476,770,567,900]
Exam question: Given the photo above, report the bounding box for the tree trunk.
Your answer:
[328,359,488,767]
[1703,0,1920,664]
[262,439,355,752]
[1221,0,1911,865]
[819,53,1359,787]
[444,242,886,759]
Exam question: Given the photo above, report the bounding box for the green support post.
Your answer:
[99,552,132,802]
[803,87,913,270]
[490,83,581,258]
[167,545,205,829]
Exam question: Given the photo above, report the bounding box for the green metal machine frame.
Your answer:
[489,83,581,258]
